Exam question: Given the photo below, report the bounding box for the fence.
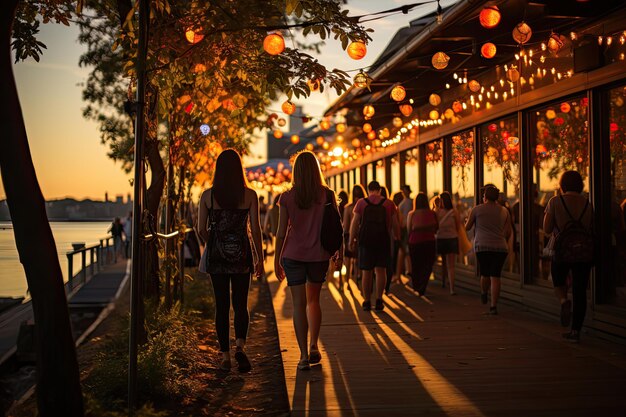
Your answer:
[65,236,116,292]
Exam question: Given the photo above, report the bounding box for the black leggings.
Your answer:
[551,262,592,331]
[409,241,436,295]
[210,273,251,352]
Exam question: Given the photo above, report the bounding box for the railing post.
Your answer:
[99,239,104,268]
[67,254,73,292]
[81,250,87,285]
[90,248,95,278]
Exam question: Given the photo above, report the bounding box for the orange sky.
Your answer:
[0,1,450,201]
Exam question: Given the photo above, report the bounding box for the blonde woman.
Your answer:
[274,151,342,370]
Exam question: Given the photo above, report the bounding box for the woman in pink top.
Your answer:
[407,192,439,295]
[274,151,342,370]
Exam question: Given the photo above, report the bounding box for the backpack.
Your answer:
[553,195,594,264]
[359,197,389,249]
[320,189,343,255]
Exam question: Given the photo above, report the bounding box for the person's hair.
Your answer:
[338,190,349,207]
[292,150,327,209]
[483,185,499,202]
[367,180,381,191]
[560,170,584,193]
[414,192,429,210]
[401,184,411,197]
[392,191,404,206]
[440,191,453,209]
[380,186,389,198]
[212,149,248,209]
[351,184,366,203]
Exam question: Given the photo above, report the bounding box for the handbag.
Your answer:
[457,215,473,255]
[320,188,343,255]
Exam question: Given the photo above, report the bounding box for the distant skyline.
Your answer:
[1,1,453,201]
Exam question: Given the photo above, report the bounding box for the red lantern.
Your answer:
[610,123,619,132]
[347,41,367,60]
[452,101,463,113]
[263,33,285,55]
[479,6,501,29]
[282,100,296,115]
[488,123,498,132]
[560,102,571,113]
[481,42,497,59]
[399,104,413,117]
[554,117,565,126]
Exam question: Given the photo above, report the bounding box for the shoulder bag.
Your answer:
[320,188,343,255]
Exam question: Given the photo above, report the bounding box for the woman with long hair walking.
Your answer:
[407,192,439,295]
[274,151,342,370]
[198,149,265,372]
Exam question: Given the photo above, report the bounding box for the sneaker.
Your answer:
[563,330,580,343]
[480,293,488,305]
[560,300,572,327]
[362,300,371,311]
[235,349,252,373]
[375,299,384,311]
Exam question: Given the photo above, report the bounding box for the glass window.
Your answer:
[405,148,419,196]
[530,96,590,285]
[481,117,520,274]
[376,160,386,192]
[425,139,444,200]
[367,163,373,184]
[451,130,475,267]
[392,156,401,195]
[609,84,626,308]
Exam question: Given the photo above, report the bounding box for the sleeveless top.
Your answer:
[207,206,253,275]
[436,209,458,239]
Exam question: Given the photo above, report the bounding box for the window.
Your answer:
[451,130,475,267]
[425,139,444,199]
[405,148,419,196]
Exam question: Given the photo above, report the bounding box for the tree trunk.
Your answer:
[144,137,165,300]
[0,2,83,416]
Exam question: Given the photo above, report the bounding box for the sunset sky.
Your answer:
[1,1,452,201]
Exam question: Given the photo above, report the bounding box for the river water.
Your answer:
[0,221,112,298]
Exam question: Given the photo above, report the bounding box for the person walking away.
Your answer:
[386,191,404,294]
[349,181,399,312]
[108,217,125,260]
[407,193,438,295]
[465,185,512,315]
[338,190,349,221]
[198,149,264,372]
[274,151,342,370]
[435,192,461,295]
[343,184,365,285]
[123,211,132,259]
[543,171,594,342]
[397,185,413,280]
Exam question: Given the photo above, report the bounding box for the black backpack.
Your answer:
[553,195,594,264]
[320,189,343,255]
[359,197,389,249]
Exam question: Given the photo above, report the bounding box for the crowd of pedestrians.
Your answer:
[196,147,594,373]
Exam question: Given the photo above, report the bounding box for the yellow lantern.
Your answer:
[468,80,481,92]
[336,123,346,133]
[307,79,320,92]
[429,93,441,106]
[512,22,532,44]
[316,136,325,145]
[452,100,463,113]
[353,71,371,89]
[306,143,314,151]
[362,123,372,133]
[432,52,450,70]
[393,117,403,128]
[282,100,296,115]
[547,33,565,54]
[351,138,361,148]
[444,108,455,119]
[363,104,375,119]
[320,120,330,130]
[322,141,330,150]
[399,104,413,117]
[479,6,501,29]
[507,66,520,82]
[367,131,376,140]
[347,41,367,60]
[481,42,497,59]
[263,33,285,55]
[185,29,204,44]
[391,85,406,102]
[374,139,382,147]
[290,135,300,144]
[273,130,283,139]
[429,110,440,120]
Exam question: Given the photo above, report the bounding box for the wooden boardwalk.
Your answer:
[268,270,626,416]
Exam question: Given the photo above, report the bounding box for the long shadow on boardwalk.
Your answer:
[269,274,626,417]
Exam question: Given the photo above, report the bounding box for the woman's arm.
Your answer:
[198,189,210,244]
[543,199,555,234]
[273,204,289,281]
[465,207,475,231]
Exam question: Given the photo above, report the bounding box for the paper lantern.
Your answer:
[488,123,498,132]
[452,100,463,113]
[546,109,557,119]
[506,66,520,82]
[393,117,403,128]
[479,6,501,29]
[547,33,565,54]
[273,130,283,139]
[290,135,300,144]
[200,124,211,135]
[429,110,440,120]
[185,29,204,44]
[367,131,376,140]
[282,100,296,115]
[560,102,571,113]
[351,138,361,148]
[374,139,382,147]
[336,135,344,142]
[336,123,346,133]
[481,42,497,59]
[391,85,406,102]
[277,118,287,127]
[263,33,285,55]
[382,128,390,138]
[429,93,442,106]
[399,104,413,117]
[320,120,330,130]
[363,104,375,119]
[306,143,315,151]
[444,108,454,119]
[316,136,325,145]
[307,79,320,92]
[362,123,372,133]
[322,142,330,150]
[432,52,450,69]
[353,71,370,89]
[468,80,481,93]
[347,41,367,60]
[512,22,532,44]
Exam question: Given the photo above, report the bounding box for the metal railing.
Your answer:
[65,236,116,292]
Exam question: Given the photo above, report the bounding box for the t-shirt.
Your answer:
[436,208,458,239]
[409,209,437,244]
[353,194,397,234]
[398,198,412,220]
[471,203,509,252]
[278,188,331,262]
[544,193,593,234]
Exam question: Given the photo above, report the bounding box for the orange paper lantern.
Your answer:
[452,100,463,113]
[547,33,565,54]
[353,71,370,89]
[506,66,520,82]
[363,104,375,119]
[347,41,367,60]
[290,135,300,144]
[362,123,372,133]
[282,100,296,115]
[390,85,406,102]
[429,93,441,106]
[336,123,346,133]
[320,120,330,130]
[273,130,283,139]
[432,52,450,69]
[306,143,314,151]
[512,22,532,44]
[316,136,325,145]
[367,131,376,140]
[399,104,413,117]
[479,6,501,29]
[351,138,361,148]
[481,42,497,59]
[468,80,481,93]
[393,117,403,128]
[429,110,440,120]
[263,33,285,55]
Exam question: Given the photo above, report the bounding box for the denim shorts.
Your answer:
[281,258,329,286]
